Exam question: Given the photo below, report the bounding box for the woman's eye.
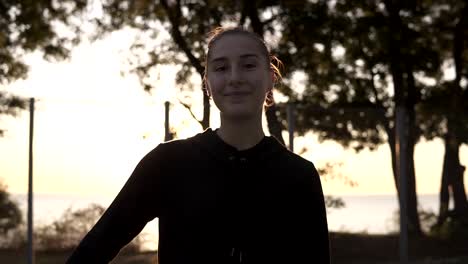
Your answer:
[215,66,226,71]
[244,63,256,68]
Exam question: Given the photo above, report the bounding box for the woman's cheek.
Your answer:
[211,78,225,95]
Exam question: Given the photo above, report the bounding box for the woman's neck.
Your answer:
[217,115,265,151]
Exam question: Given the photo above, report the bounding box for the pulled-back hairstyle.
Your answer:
[204,26,283,107]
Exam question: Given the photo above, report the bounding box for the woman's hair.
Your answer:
[203,26,283,107]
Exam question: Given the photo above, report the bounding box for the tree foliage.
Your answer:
[33,203,106,251]
[318,162,357,211]
[273,0,467,235]
[0,180,21,236]
[92,0,292,142]
[90,0,468,234]
[0,0,90,135]
[28,203,143,252]
[416,0,468,143]
[276,0,442,149]
[0,202,145,251]
[0,93,25,136]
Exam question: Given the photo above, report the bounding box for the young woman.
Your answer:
[67,27,330,264]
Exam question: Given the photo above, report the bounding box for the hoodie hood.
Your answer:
[190,128,286,165]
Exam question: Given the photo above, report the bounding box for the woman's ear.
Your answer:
[270,68,277,85]
[203,75,211,97]
[204,85,211,97]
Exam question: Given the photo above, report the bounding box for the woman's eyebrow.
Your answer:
[210,57,227,63]
[240,54,259,59]
[210,54,259,63]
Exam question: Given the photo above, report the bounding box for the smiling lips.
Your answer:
[224,92,251,102]
[224,91,251,96]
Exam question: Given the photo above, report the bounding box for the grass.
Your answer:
[329,232,468,264]
[0,249,158,264]
[1,232,466,264]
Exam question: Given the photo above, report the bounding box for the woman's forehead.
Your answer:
[209,34,266,60]
[210,54,260,63]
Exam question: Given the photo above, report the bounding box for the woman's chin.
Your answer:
[221,108,255,120]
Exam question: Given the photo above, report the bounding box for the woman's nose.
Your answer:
[228,66,242,84]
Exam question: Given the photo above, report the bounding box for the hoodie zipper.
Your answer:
[228,155,247,264]
[230,247,244,263]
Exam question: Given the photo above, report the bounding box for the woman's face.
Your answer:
[205,34,273,120]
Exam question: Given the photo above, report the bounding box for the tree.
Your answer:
[33,203,145,252]
[318,161,357,211]
[416,0,468,225]
[272,0,467,235]
[0,93,25,136]
[90,0,465,235]
[93,0,286,144]
[34,203,105,251]
[0,180,21,236]
[0,0,90,135]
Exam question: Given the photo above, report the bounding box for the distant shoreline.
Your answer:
[10,193,444,235]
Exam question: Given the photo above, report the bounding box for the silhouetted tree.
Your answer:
[0,180,21,236]
[92,0,288,143]
[85,0,466,235]
[273,0,444,235]
[0,0,90,135]
[416,0,468,224]
[34,203,144,252]
[318,162,357,211]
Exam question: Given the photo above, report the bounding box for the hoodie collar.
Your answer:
[191,128,285,163]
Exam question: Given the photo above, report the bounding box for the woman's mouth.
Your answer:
[224,91,251,96]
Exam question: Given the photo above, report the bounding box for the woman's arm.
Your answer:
[66,145,166,263]
[286,164,331,264]
[310,168,331,264]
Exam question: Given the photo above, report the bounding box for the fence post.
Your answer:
[28,97,35,264]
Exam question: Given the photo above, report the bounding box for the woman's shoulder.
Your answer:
[275,151,324,193]
[142,132,203,162]
[145,137,194,158]
[278,148,318,172]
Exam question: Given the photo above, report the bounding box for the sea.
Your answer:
[11,193,443,251]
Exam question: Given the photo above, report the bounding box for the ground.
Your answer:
[0,232,466,263]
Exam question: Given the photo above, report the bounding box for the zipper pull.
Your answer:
[230,247,244,263]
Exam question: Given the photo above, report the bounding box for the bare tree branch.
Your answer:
[160,0,210,129]
[160,0,205,76]
[178,98,202,127]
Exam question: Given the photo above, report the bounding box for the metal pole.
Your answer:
[27,98,35,264]
[396,106,408,264]
[164,101,171,141]
[287,102,295,152]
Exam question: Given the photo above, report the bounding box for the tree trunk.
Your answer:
[201,87,210,130]
[437,137,450,225]
[440,129,468,218]
[449,1,468,216]
[161,0,211,130]
[452,163,467,214]
[405,53,422,235]
[386,115,421,235]
[384,0,422,235]
[265,105,285,146]
[437,2,468,223]
[405,107,422,235]
[386,124,399,192]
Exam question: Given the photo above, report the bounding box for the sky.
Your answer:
[0,29,467,199]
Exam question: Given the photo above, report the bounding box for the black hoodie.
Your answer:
[67,128,330,264]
